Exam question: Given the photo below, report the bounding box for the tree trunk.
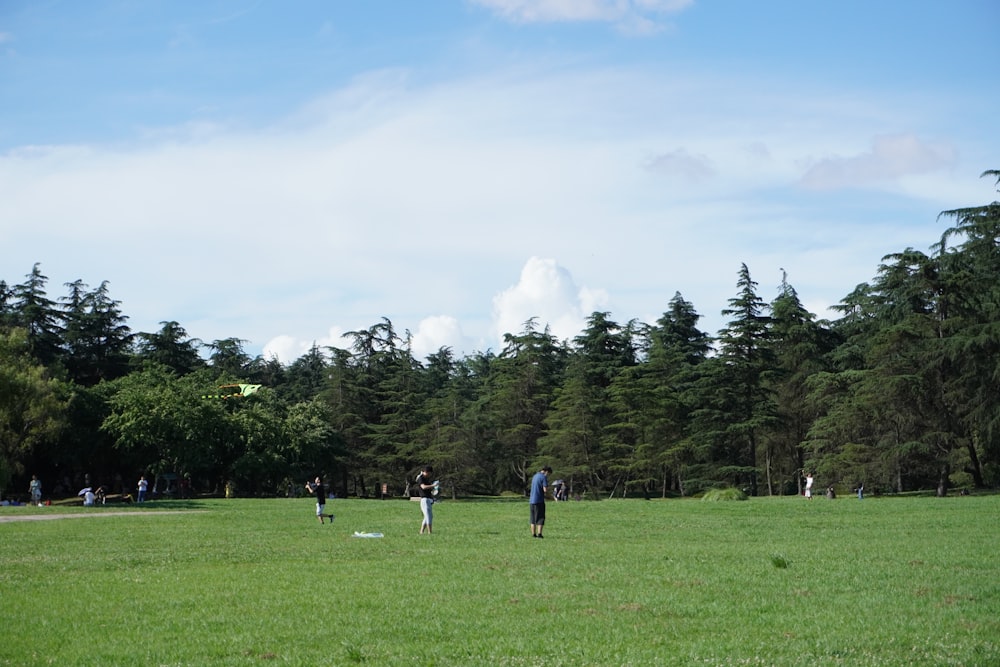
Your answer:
[765,448,773,496]
[966,437,985,487]
[937,464,949,497]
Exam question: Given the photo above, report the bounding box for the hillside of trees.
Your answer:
[3,172,998,501]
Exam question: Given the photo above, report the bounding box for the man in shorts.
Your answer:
[305,476,334,525]
[530,466,552,538]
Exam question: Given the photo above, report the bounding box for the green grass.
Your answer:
[2,495,998,666]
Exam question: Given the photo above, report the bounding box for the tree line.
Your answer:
[2,171,998,500]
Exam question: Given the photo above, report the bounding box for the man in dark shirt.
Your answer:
[305,476,334,525]
[417,466,437,534]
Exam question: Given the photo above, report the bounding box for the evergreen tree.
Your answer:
[132,321,204,375]
[10,264,64,367]
[540,312,638,496]
[692,264,777,495]
[635,292,711,496]
[207,338,252,377]
[61,280,133,386]
[484,319,566,493]
[764,273,836,495]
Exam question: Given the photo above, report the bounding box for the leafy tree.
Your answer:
[284,397,345,487]
[0,328,69,497]
[228,396,288,495]
[101,366,230,489]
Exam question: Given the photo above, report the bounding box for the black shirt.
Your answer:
[418,474,434,499]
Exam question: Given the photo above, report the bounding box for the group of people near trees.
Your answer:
[15,473,153,506]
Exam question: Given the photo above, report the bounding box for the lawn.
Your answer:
[1,494,998,666]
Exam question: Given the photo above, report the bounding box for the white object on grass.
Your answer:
[352,531,384,538]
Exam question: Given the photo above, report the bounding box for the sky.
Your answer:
[2,0,998,364]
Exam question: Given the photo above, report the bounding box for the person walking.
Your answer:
[29,475,42,505]
[305,476,334,525]
[417,466,437,534]
[530,466,552,538]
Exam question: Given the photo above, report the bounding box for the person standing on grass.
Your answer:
[305,477,334,524]
[29,475,42,505]
[530,466,552,538]
[417,466,436,534]
[137,475,148,502]
[804,472,814,499]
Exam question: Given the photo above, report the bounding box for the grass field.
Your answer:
[1,494,998,666]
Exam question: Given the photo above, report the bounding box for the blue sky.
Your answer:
[2,0,998,363]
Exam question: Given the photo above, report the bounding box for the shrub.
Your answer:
[700,487,748,502]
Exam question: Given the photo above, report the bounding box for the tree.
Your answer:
[540,313,637,496]
[634,292,711,496]
[61,279,133,386]
[132,321,204,375]
[807,247,964,494]
[692,264,777,495]
[764,273,836,495]
[207,338,252,377]
[9,264,64,367]
[415,348,485,496]
[0,328,68,497]
[483,319,566,493]
[101,366,230,489]
[934,169,1000,486]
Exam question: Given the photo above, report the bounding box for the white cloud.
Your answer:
[469,0,693,29]
[1,63,984,369]
[492,257,608,345]
[409,315,470,360]
[262,327,349,365]
[643,148,715,182]
[800,133,957,190]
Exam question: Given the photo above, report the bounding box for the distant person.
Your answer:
[137,476,148,502]
[530,466,552,538]
[826,485,836,499]
[29,475,42,505]
[416,466,437,534]
[804,472,814,500]
[83,488,96,506]
[856,483,864,500]
[305,477,334,525]
[95,486,107,505]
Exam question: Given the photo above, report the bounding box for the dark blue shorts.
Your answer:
[530,502,546,525]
